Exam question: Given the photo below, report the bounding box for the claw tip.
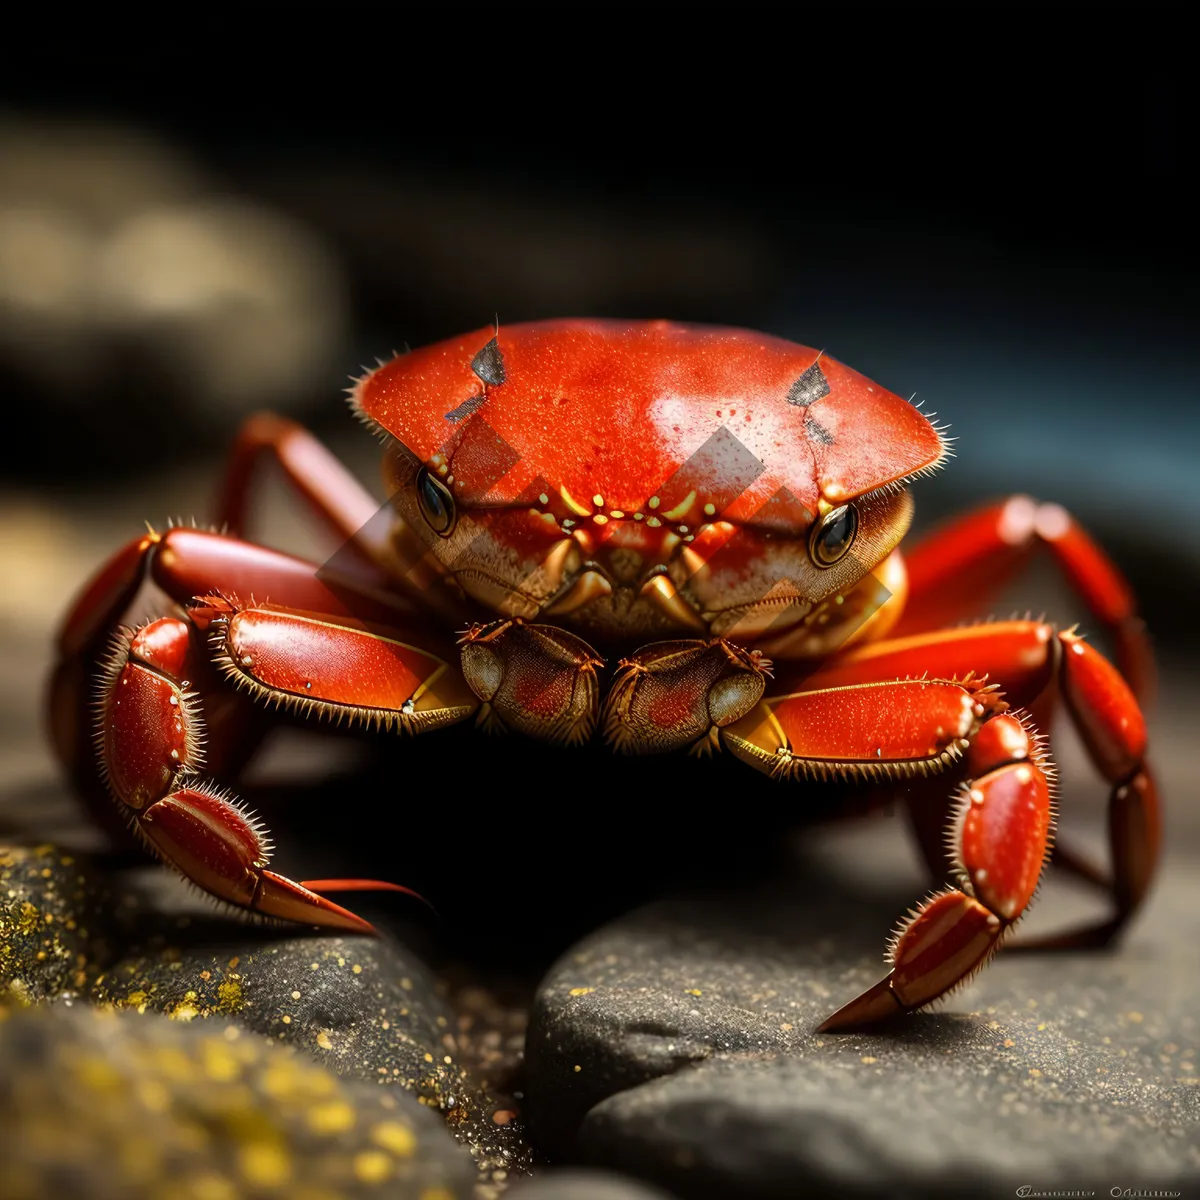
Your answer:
[817,978,902,1032]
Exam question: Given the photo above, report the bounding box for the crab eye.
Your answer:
[810,503,858,568]
[416,467,456,536]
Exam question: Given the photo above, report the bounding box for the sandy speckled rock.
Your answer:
[0,843,134,1004]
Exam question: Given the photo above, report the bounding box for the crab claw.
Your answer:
[301,879,436,913]
[135,786,415,936]
[818,889,1005,1032]
[254,873,380,934]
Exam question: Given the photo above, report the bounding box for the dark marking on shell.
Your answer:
[471,337,507,387]
[786,360,830,407]
[445,393,487,422]
[805,416,835,446]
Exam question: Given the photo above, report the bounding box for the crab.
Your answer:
[47,319,1159,1031]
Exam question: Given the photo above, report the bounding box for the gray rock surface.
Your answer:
[0,841,135,1004]
[526,815,1200,1197]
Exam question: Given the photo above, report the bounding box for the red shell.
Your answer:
[353,319,944,520]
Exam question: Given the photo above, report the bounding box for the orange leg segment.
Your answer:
[97,615,380,932]
[51,527,435,797]
[723,675,1052,1028]
[803,621,1159,951]
[95,598,474,931]
[893,496,1154,700]
[820,711,1055,1030]
[212,412,454,618]
[56,523,476,933]
[215,412,384,562]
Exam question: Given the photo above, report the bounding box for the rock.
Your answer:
[92,925,535,1183]
[525,818,1200,1196]
[0,835,534,1189]
[92,926,455,1092]
[579,1048,1198,1200]
[0,1003,474,1200]
[0,116,348,488]
[507,1168,679,1199]
[0,842,137,1004]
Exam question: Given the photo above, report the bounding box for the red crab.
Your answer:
[47,319,1159,1030]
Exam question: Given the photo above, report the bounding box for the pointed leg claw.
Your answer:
[302,879,435,915]
[820,889,1006,1032]
[819,715,1054,1031]
[89,595,435,939]
[255,872,379,934]
[817,979,903,1032]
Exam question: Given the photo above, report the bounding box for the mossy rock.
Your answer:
[0,840,533,1187]
[0,1003,475,1200]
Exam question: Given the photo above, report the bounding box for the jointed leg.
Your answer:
[800,621,1159,951]
[720,673,1053,1028]
[215,413,384,561]
[893,495,1154,699]
[213,413,478,622]
[56,526,477,930]
[99,617,365,931]
[95,597,475,931]
[51,528,431,787]
[820,710,1055,1030]
[51,528,427,790]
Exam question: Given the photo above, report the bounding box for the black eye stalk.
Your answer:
[416,467,457,536]
[810,503,858,567]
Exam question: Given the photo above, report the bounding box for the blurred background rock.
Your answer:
[0,117,346,477]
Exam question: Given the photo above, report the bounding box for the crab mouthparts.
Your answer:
[538,562,705,630]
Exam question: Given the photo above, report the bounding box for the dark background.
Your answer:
[3,30,1196,648]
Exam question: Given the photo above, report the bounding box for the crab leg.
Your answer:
[215,412,385,562]
[722,676,1056,1028]
[891,495,1154,700]
[822,712,1054,1031]
[50,529,426,788]
[55,527,475,930]
[95,598,474,931]
[804,621,1159,948]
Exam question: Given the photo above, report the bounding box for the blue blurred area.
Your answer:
[771,231,1199,548]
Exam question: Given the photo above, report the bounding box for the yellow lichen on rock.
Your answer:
[0,1005,473,1199]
